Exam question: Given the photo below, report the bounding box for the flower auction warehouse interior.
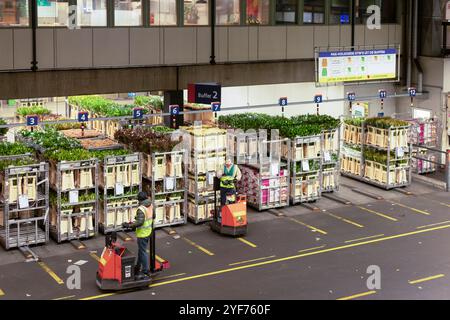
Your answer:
[0,0,450,302]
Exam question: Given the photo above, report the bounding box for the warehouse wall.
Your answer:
[0,24,402,71]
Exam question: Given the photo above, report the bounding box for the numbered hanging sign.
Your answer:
[169,105,180,116]
[26,115,39,127]
[379,90,387,99]
[314,94,323,104]
[133,108,144,119]
[211,102,221,112]
[78,111,89,122]
[408,87,417,97]
[279,97,288,107]
[347,92,356,102]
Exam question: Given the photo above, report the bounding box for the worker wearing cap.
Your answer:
[217,158,242,207]
[122,192,154,279]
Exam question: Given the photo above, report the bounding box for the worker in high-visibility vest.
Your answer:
[217,158,242,207]
[122,192,154,280]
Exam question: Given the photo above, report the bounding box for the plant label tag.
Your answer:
[324,151,332,162]
[270,163,280,176]
[69,190,79,204]
[207,172,215,185]
[302,160,310,172]
[165,177,175,190]
[396,147,404,158]
[115,183,124,196]
[18,195,29,209]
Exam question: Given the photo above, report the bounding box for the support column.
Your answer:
[164,90,184,129]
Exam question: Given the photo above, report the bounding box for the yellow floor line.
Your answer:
[408,274,445,285]
[89,253,100,262]
[345,234,385,244]
[421,196,450,208]
[155,255,166,263]
[52,295,76,300]
[0,289,4,297]
[229,256,276,266]
[80,293,116,301]
[337,290,377,300]
[325,212,364,228]
[183,237,215,256]
[155,273,186,281]
[417,221,450,229]
[78,223,450,300]
[37,261,64,285]
[298,245,326,253]
[288,218,328,235]
[388,201,431,216]
[357,206,398,222]
[237,237,257,248]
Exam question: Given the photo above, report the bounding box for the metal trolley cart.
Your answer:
[321,128,341,193]
[142,150,188,229]
[0,155,49,250]
[49,159,99,243]
[284,135,322,204]
[98,153,142,234]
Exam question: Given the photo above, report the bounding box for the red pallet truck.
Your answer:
[96,229,169,291]
[210,177,248,236]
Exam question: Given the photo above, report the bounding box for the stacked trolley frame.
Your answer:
[141,150,188,228]
[49,159,99,243]
[283,135,322,204]
[98,153,142,234]
[183,126,226,224]
[407,118,440,174]
[230,130,290,211]
[0,155,49,249]
[341,119,412,190]
[321,128,341,193]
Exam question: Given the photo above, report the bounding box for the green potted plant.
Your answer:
[184,3,199,24]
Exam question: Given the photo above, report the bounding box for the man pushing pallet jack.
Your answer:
[96,192,169,291]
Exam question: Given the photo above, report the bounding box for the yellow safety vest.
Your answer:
[220,165,237,189]
[136,205,153,238]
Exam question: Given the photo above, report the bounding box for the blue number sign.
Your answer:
[133,108,144,119]
[279,97,288,107]
[78,112,89,122]
[347,92,356,102]
[211,102,221,112]
[408,87,417,97]
[314,95,323,104]
[26,115,39,127]
[170,105,180,116]
[379,90,387,99]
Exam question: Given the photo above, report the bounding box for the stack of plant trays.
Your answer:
[98,153,142,234]
[407,118,440,174]
[141,150,188,228]
[283,135,322,204]
[321,128,340,193]
[341,117,412,190]
[0,153,49,250]
[229,130,290,211]
[181,125,226,224]
[48,158,99,243]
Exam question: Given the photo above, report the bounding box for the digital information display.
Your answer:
[317,49,398,84]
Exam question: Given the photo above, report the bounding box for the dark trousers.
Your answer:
[137,236,150,274]
[220,187,236,206]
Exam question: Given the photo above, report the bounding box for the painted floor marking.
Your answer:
[345,234,385,244]
[183,237,215,256]
[357,206,398,222]
[37,261,64,285]
[337,290,377,300]
[408,274,445,285]
[229,256,276,266]
[78,223,450,300]
[288,217,328,235]
[237,237,258,248]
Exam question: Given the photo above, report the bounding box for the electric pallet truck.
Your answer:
[96,229,170,291]
[210,176,248,236]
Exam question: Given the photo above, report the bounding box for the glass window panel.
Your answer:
[246,0,268,25]
[356,0,397,24]
[216,0,239,25]
[150,0,177,26]
[303,0,324,24]
[0,0,29,26]
[184,0,209,26]
[276,0,297,24]
[38,0,69,26]
[115,0,142,26]
[330,0,350,24]
[78,0,107,26]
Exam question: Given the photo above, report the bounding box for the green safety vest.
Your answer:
[136,205,153,238]
[220,165,236,189]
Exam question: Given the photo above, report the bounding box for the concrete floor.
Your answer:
[0,176,449,300]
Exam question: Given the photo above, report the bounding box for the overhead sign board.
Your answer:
[188,83,221,105]
[317,49,398,84]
